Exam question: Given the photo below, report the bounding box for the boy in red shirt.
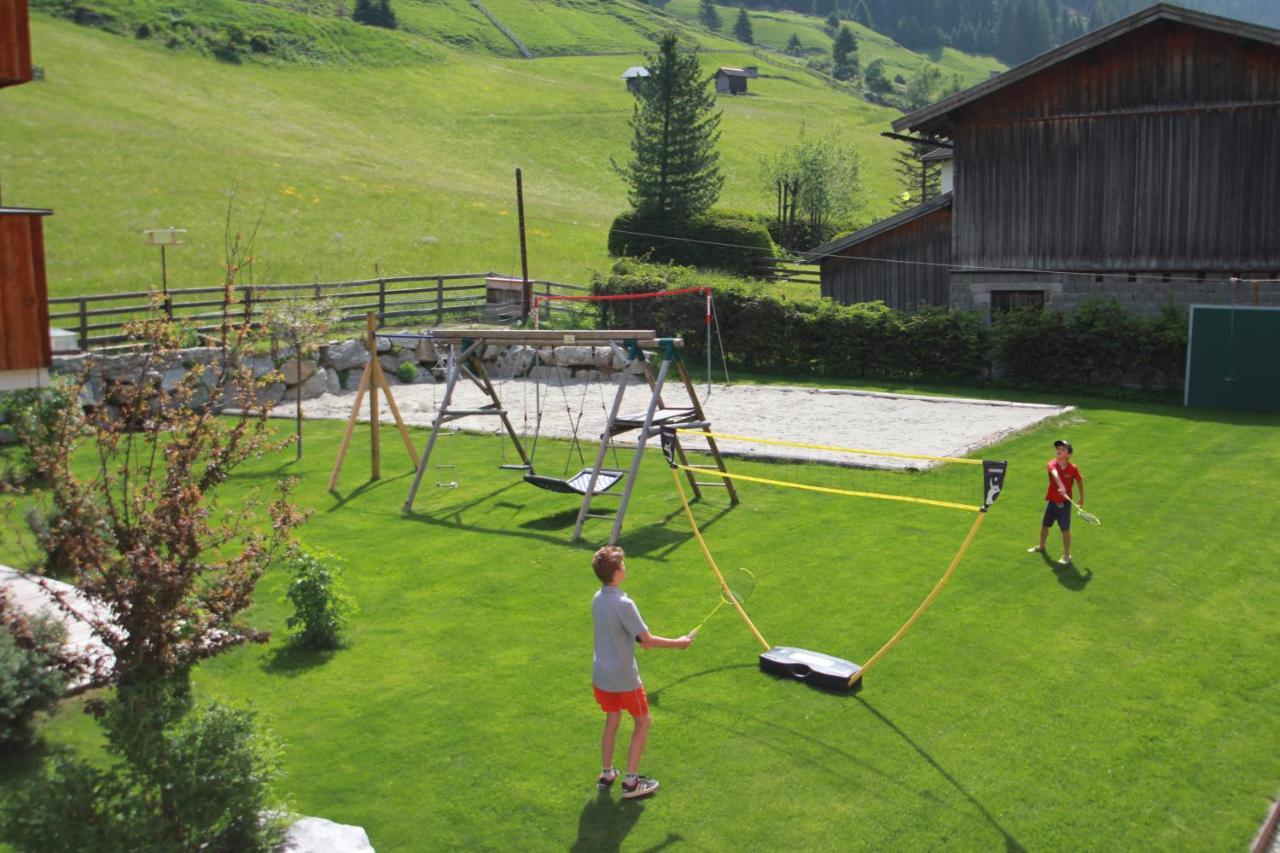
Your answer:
[1028,439,1085,565]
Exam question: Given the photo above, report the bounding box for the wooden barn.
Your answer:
[714,67,749,95]
[621,65,649,93]
[0,207,53,391]
[815,3,1280,317]
[0,0,33,88]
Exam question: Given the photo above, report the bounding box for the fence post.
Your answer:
[78,297,89,350]
[244,285,254,326]
[377,267,386,323]
[436,277,444,325]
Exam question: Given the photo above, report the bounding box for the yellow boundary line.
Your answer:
[670,467,771,651]
[675,429,983,465]
[670,463,981,512]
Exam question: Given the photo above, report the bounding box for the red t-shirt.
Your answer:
[1044,460,1082,502]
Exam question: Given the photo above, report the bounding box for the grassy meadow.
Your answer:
[1,382,1277,850]
[1,8,992,299]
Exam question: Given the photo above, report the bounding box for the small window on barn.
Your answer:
[990,290,1045,316]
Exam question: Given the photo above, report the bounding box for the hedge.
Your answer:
[592,260,1189,395]
[607,210,778,277]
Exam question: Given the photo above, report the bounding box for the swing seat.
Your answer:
[759,646,863,693]
[524,468,626,496]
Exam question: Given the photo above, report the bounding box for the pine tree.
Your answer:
[832,25,859,81]
[824,12,840,34]
[699,0,722,30]
[734,7,754,43]
[376,0,397,29]
[785,33,804,56]
[612,33,723,225]
[893,141,941,209]
[352,0,375,25]
[850,0,873,28]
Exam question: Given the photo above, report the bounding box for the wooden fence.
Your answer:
[48,273,589,350]
[754,257,821,285]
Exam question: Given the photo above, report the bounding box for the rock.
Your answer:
[282,372,326,402]
[324,367,341,395]
[280,358,318,386]
[593,347,617,370]
[281,816,375,853]
[243,356,277,380]
[160,368,188,393]
[328,339,370,372]
[78,374,104,407]
[224,380,286,410]
[553,346,593,368]
[498,345,536,377]
[374,336,392,353]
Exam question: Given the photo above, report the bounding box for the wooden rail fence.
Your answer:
[48,273,588,350]
[754,257,821,285]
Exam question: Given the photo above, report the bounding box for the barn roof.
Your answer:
[919,147,953,163]
[621,66,649,78]
[893,2,1280,136]
[716,67,750,77]
[0,207,52,216]
[803,192,952,262]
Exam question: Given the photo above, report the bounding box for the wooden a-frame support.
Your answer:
[328,312,420,491]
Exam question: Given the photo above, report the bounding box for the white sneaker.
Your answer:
[1058,556,1072,565]
[1027,546,1044,554]
[621,776,659,800]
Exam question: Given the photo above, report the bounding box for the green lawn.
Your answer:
[2,15,971,299]
[2,386,1278,850]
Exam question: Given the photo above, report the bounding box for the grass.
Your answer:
[2,383,1278,850]
[1,11,989,299]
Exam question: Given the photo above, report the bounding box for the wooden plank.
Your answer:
[427,329,678,347]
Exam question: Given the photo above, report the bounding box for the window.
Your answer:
[990,290,1045,316]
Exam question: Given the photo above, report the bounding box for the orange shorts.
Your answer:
[593,685,649,718]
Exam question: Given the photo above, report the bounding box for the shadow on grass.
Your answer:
[326,470,415,511]
[570,791,656,853]
[647,663,756,707]
[1037,551,1094,591]
[857,698,1026,852]
[260,643,337,677]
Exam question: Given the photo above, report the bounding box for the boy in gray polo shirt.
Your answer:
[591,546,692,800]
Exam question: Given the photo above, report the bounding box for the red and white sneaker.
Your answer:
[596,769,619,790]
[621,776,659,800]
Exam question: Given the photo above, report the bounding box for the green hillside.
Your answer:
[0,4,998,297]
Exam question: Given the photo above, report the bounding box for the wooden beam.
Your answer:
[425,328,681,348]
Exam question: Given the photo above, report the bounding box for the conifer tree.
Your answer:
[824,11,840,33]
[699,0,722,30]
[893,140,941,209]
[612,33,723,225]
[785,32,804,55]
[734,7,754,44]
[832,25,859,81]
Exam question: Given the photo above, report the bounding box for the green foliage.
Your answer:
[3,698,286,851]
[698,0,721,29]
[760,132,863,249]
[893,138,941,208]
[903,61,943,110]
[832,25,859,80]
[612,32,723,225]
[608,210,777,276]
[285,548,354,650]
[354,0,398,30]
[396,360,419,384]
[0,611,67,750]
[733,7,753,43]
[0,379,80,488]
[785,32,804,55]
[864,57,891,93]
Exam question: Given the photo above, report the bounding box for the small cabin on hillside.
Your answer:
[811,3,1280,317]
[0,207,53,392]
[621,66,649,93]
[1,0,33,87]
[714,67,749,95]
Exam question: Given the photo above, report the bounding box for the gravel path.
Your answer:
[299,378,1070,468]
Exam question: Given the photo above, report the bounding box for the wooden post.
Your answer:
[78,297,89,350]
[243,285,253,325]
[436,277,444,325]
[367,311,380,480]
[516,168,531,319]
[376,263,386,323]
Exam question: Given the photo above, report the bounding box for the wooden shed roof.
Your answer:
[803,192,952,261]
[894,3,1280,136]
[0,207,52,216]
[716,67,750,78]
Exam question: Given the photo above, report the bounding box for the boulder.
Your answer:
[324,367,341,395]
[78,374,105,408]
[243,356,278,380]
[283,372,327,402]
[374,336,392,353]
[553,346,593,368]
[498,345,536,377]
[280,358,318,386]
[593,347,617,370]
[328,339,370,372]
[160,368,189,393]
[224,380,286,411]
[281,816,375,853]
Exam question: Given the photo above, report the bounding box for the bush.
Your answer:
[285,549,354,650]
[396,360,418,383]
[0,610,68,750]
[3,699,286,851]
[608,209,778,277]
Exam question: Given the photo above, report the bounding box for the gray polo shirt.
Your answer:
[592,585,649,692]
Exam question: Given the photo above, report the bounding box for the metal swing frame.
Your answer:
[401,329,738,544]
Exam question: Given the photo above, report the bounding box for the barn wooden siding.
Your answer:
[951,21,1280,272]
[0,0,33,88]
[0,210,53,372]
[820,205,952,311]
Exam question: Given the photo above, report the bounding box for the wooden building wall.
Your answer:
[952,21,1280,272]
[0,0,33,88]
[0,212,52,372]
[820,205,952,311]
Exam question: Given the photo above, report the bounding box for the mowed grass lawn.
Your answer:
[2,388,1278,850]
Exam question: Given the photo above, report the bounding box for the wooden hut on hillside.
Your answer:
[811,3,1280,317]
[621,66,649,93]
[714,67,749,95]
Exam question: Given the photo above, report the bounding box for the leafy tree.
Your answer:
[0,602,67,749]
[785,32,804,55]
[613,33,724,225]
[832,24,859,80]
[734,6,754,43]
[904,61,942,109]
[864,57,892,93]
[699,0,722,29]
[761,132,862,248]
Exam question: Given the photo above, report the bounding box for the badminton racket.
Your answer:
[689,568,755,638]
[1067,497,1100,525]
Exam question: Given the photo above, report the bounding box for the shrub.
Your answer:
[3,699,286,851]
[396,360,419,384]
[0,610,68,750]
[608,209,778,277]
[285,549,354,650]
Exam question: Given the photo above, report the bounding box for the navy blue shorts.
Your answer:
[1042,501,1071,530]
